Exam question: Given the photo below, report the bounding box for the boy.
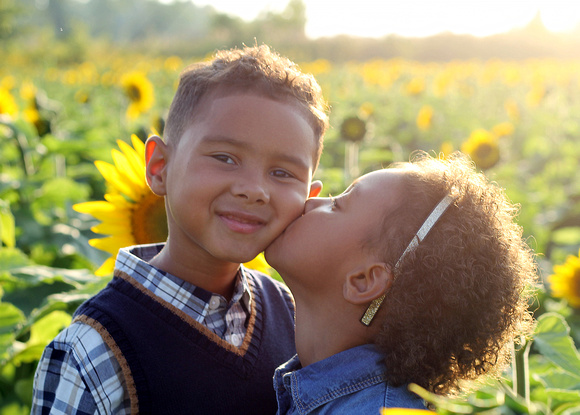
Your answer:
[265,152,537,414]
[32,45,328,414]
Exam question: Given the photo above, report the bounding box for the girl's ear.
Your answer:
[145,135,168,196]
[343,263,393,305]
[309,180,323,198]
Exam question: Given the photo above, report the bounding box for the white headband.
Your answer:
[360,193,458,326]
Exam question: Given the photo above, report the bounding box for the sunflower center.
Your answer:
[131,191,168,244]
[475,143,494,160]
[127,84,142,102]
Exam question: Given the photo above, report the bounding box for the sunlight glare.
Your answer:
[190,0,580,38]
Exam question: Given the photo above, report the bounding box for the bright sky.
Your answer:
[191,0,580,38]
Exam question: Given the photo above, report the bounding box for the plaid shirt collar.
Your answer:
[115,243,252,323]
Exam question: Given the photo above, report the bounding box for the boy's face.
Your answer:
[148,92,320,264]
[265,169,405,292]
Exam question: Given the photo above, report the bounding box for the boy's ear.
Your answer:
[309,180,323,198]
[145,135,168,196]
[343,263,393,305]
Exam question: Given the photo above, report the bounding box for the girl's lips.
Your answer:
[219,212,265,234]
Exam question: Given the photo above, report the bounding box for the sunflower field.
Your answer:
[2,45,580,413]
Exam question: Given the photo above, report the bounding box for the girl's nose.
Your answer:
[304,197,330,213]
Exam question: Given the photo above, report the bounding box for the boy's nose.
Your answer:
[232,177,270,204]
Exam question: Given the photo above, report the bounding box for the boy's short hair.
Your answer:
[371,152,537,395]
[164,44,329,167]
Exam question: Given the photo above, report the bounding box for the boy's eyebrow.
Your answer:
[201,135,311,170]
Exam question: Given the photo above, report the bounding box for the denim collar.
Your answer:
[274,344,387,414]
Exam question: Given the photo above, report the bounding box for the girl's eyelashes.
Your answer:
[329,195,337,210]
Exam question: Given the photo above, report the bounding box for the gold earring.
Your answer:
[360,294,385,326]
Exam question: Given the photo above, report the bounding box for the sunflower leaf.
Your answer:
[533,313,580,378]
[535,368,580,390]
[0,248,32,273]
[0,302,26,360]
[0,200,16,248]
[544,389,580,408]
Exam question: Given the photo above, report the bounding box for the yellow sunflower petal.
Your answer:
[94,256,116,276]
[92,221,132,236]
[150,126,160,137]
[104,193,133,209]
[126,103,141,120]
[381,409,434,415]
[111,148,144,191]
[549,253,580,308]
[74,200,109,214]
[243,253,271,275]
[73,200,125,222]
[117,139,146,178]
[89,234,135,255]
[95,160,142,201]
[130,134,146,159]
[80,197,131,221]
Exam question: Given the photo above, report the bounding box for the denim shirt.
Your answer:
[273,344,426,414]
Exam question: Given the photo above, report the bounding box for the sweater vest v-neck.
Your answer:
[73,269,296,414]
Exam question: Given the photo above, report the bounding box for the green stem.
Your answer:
[0,119,36,176]
[512,336,532,406]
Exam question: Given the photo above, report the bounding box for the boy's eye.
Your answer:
[271,169,294,179]
[212,154,235,164]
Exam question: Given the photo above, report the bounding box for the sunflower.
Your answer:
[416,105,433,131]
[404,77,425,96]
[1,75,16,90]
[20,80,37,102]
[340,116,367,142]
[74,135,270,276]
[74,89,90,104]
[0,88,18,118]
[439,141,454,158]
[504,98,520,121]
[163,55,184,72]
[358,102,375,119]
[381,409,433,414]
[492,121,514,138]
[461,129,500,170]
[549,251,580,308]
[120,71,154,119]
[526,83,545,108]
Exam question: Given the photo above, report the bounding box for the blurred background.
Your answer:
[2,1,580,413]
[4,0,580,60]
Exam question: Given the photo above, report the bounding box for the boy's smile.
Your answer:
[218,210,266,234]
[146,92,320,278]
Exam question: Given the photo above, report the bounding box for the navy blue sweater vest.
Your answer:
[73,269,296,414]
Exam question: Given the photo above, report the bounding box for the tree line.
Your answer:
[3,0,580,62]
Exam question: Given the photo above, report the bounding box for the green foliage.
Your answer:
[0,95,108,411]
[0,201,15,248]
[410,313,580,414]
[0,246,107,411]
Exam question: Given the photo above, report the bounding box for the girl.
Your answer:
[266,152,537,414]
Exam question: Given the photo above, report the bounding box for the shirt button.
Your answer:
[208,297,220,310]
[230,334,242,346]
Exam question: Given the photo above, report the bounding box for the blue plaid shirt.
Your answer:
[31,244,252,414]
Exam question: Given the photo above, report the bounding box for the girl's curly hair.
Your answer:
[373,151,537,396]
